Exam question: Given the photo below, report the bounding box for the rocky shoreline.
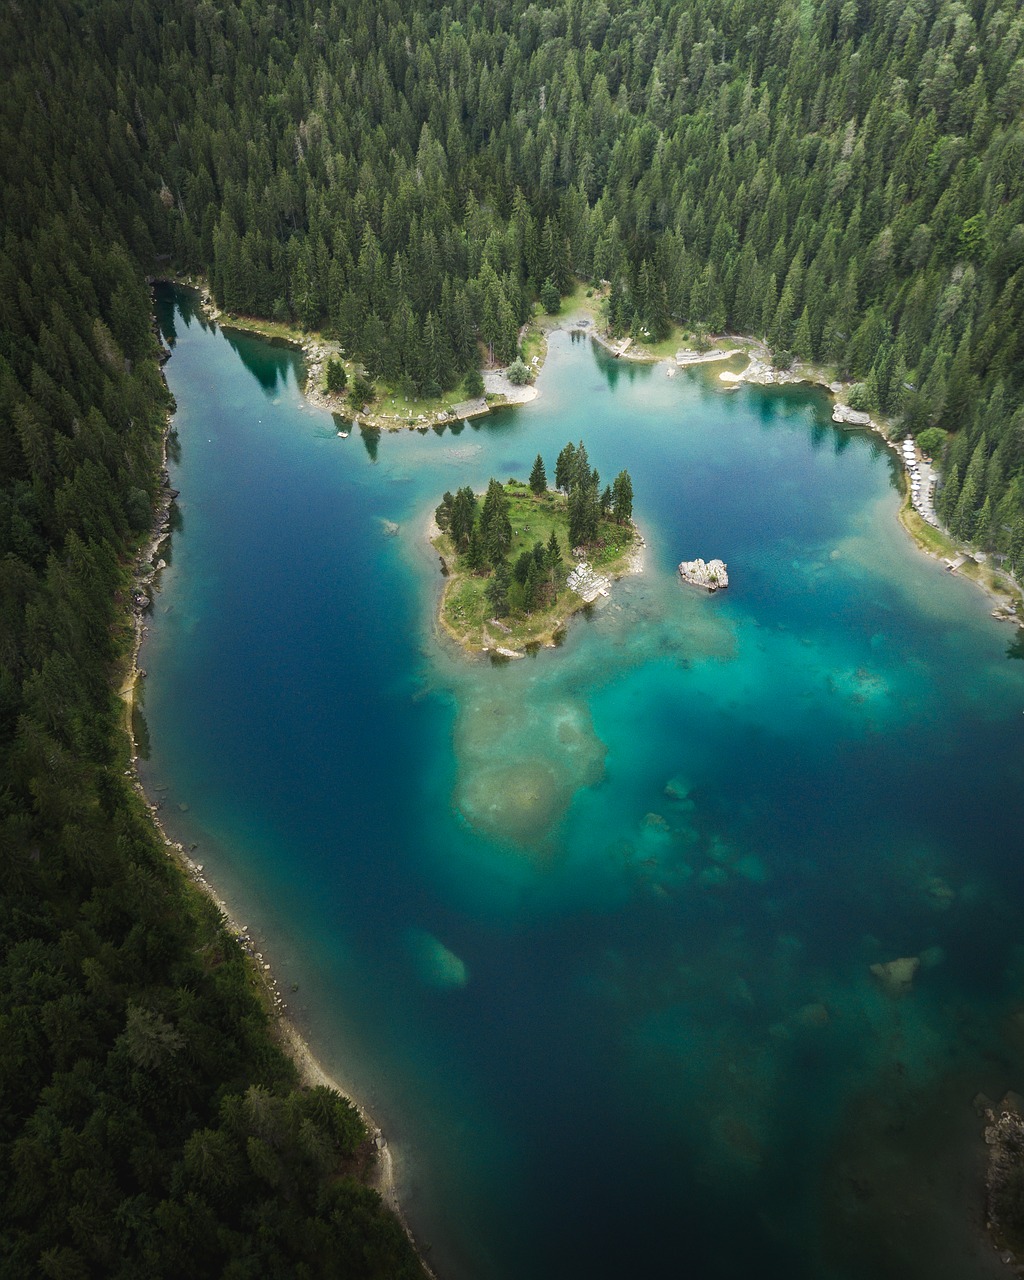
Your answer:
[715,350,1022,626]
[984,1098,1024,1267]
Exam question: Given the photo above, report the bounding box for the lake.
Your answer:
[141,284,1024,1279]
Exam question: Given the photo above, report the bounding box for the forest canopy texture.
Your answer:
[2,0,1024,1273]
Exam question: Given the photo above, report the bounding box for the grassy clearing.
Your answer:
[520,326,547,367]
[900,503,956,558]
[433,482,638,653]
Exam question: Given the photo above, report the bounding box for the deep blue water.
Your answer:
[142,286,1024,1280]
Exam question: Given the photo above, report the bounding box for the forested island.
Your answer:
[432,442,638,654]
[4,0,1024,1273]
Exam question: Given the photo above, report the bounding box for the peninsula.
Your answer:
[431,441,641,656]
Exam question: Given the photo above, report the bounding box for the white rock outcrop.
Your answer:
[832,403,872,425]
[678,558,729,591]
[567,561,610,602]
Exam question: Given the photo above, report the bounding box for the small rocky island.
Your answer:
[678,557,729,591]
[431,440,641,656]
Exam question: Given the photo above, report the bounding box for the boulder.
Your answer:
[869,955,920,994]
[678,557,729,591]
[796,1002,830,1028]
[832,403,872,425]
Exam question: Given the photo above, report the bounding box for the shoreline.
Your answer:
[139,280,1021,1272]
[126,290,436,1276]
[716,349,1024,626]
[176,264,1022,626]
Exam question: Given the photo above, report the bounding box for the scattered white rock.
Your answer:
[719,356,805,386]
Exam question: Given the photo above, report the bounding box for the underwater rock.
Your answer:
[407,930,468,988]
[454,696,607,847]
[644,812,670,832]
[734,853,768,883]
[664,775,692,802]
[678,557,729,591]
[918,944,945,970]
[729,976,755,1007]
[712,1113,764,1168]
[869,955,920,994]
[796,1002,830,1028]
[457,759,561,844]
[924,875,956,910]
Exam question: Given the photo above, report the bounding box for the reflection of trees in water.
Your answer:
[221,327,291,393]
[132,702,151,761]
[1008,628,1024,660]
[359,424,380,462]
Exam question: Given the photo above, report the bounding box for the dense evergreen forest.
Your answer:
[3,0,1024,1272]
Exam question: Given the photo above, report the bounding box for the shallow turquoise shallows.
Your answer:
[142,286,1024,1280]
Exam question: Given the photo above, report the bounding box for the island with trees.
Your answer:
[431,442,639,655]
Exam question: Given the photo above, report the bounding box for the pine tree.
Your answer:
[513,549,534,585]
[612,470,633,523]
[480,478,512,565]
[525,558,543,612]
[568,483,589,550]
[465,522,485,572]
[325,357,347,393]
[546,529,563,589]
[485,558,511,616]
[540,277,560,314]
[555,442,577,492]
[529,454,547,495]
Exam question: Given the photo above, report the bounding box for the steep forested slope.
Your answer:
[2,0,1024,1272]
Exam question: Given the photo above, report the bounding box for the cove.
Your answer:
[140,285,1024,1280]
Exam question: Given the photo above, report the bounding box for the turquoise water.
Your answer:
[143,286,1024,1279]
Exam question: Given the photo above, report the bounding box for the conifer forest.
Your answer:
[3,0,1024,1273]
